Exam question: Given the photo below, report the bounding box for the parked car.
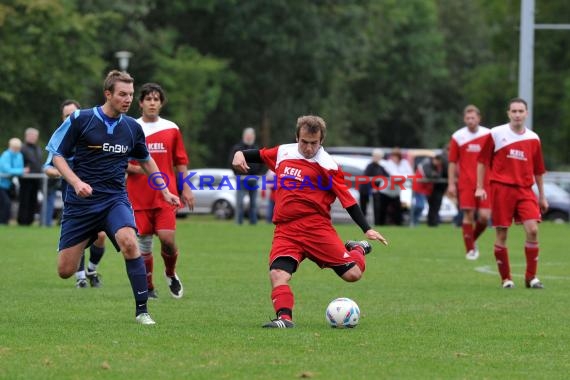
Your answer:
[535,182,570,222]
[176,168,250,219]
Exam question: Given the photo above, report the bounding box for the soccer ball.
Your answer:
[325,297,360,328]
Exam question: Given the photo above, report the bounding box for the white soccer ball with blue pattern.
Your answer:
[325,298,360,328]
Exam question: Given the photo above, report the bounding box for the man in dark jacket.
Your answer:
[361,149,389,225]
[419,153,448,226]
[18,128,43,225]
[229,127,263,224]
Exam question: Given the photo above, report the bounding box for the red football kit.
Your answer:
[448,126,491,209]
[260,144,361,269]
[478,124,546,227]
[127,117,189,233]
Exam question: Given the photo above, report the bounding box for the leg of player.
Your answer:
[138,234,156,299]
[474,208,490,242]
[522,220,543,289]
[115,227,155,325]
[340,240,372,282]
[75,253,88,288]
[462,209,478,260]
[157,230,183,299]
[493,227,513,288]
[86,232,105,288]
[59,239,90,281]
[263,258,296,328]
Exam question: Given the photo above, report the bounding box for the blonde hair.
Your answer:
[463,104,481,116]
[8,138,22,150]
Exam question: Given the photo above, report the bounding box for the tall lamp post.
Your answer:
[115,51,132,72]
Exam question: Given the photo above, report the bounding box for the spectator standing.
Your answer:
[0,138,26,224]
[18,128,43,225]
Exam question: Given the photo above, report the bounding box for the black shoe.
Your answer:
[525,278,544,289]
[165,273,184,299]
[75,279,88,288]
[262,318,295,328]
[148,289,158,299]
[344,240,372,255]
[86,271,101,288]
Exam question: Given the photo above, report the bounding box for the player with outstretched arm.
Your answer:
[232,115,388,328]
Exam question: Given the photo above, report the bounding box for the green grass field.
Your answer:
[1,218,569,379]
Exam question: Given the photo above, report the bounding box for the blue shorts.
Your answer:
[59,195,137,252]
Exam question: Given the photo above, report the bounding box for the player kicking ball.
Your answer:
[232,115,388,328]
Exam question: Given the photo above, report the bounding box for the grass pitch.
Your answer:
[1,218,569,379]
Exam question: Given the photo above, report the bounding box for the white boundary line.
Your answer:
[475,265,570,280]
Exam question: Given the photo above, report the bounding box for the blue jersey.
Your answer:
[46,107,150,206]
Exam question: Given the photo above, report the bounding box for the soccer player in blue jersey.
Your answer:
[46,70,180,325]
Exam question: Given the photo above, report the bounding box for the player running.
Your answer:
[447,105,491,260]
[232,115,388,328]
[475,98,548,289]
[126,83,194,299]
[46,71,180,324]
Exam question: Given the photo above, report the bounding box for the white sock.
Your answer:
[76,270,86,280]
[87,262,98,273]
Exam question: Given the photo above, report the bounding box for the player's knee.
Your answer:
[160,240,177,255]
[526,225,539,240]
[58,264,74,279]
[341,267,363,282]
[94,231,106,246]
[269,269,291,284]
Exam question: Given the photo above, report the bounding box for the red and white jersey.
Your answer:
[127,117,189,210]
[478,124,545,188]
[448,126,490,190]
[260,144,356,223]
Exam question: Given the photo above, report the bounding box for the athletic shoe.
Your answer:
[344,240,372,255]
[525,277,544,289]
[502,279,515,289]
[86,271,101,288]
[135,313,156,325]
[466,248,479,260]
[75,279,88,288]
[165,273,184,299]
[262,318,295,328]
[147,289,158,299]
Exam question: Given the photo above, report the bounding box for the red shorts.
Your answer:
[134,206,177,235]
[491,182,541,227]
[458,185,491,210]
[269,215,360,270]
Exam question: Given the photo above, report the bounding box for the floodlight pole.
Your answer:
[115,51,133,72]
[518,0,570,130]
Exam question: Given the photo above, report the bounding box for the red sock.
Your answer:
[161,250,178,278]
[494,244,511,281]
[473,221,487,241]
[349,248,366,272]
[271,285,294,320]
[141,252,154,290]
[524,241,539,281]
[462,223,475,252]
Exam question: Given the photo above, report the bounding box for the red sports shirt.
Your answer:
[478,124,545,188]
[127,117,189,210]
[260,144,356,223]
[448,126,491,190]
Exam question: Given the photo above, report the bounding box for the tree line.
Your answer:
[1,0,568,168]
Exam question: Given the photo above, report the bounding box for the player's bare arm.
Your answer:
[447,161,457,197]
[474,162,487,200]
[535,175,549,213]
[44,167,61,179]
[177,165,195,211]
[52,155,92,198]
[232,151,251,174]
[139,157,180,206]
[126,162,144,175]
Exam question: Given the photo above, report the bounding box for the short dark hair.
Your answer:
[508,97,528,110]
[103,70,134,93]
[296,115,327,142]
[138,83,166,104]
[60,99,81,112]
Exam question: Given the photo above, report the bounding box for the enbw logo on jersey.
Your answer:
[102,143,128,154]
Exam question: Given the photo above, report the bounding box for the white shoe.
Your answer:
[466,248,479,260]
[135,313,156,325]
[502,280,515,289]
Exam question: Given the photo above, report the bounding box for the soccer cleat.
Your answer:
[525,277,544,289]
[135,313,156,325]
[502,279,515,289]
[262,318,295,328]
[344,240,372,255]
[86,271,101,288]
[75,279,88,288]
[165,273,184,299]
[147,289,158,299]
[466,248,479,260]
